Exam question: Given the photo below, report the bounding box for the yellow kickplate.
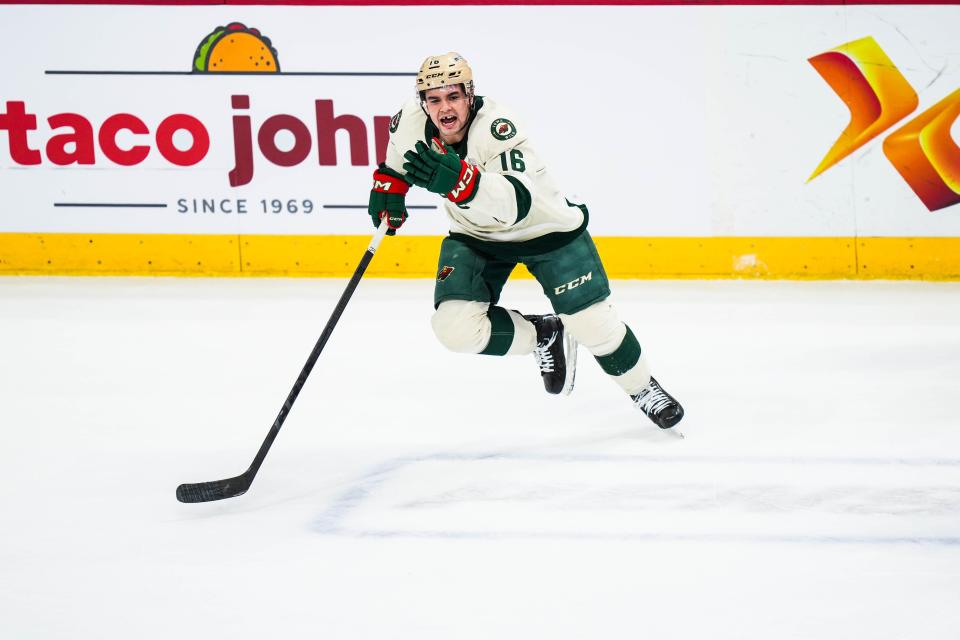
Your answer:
[1,233,958,280]
[857,237,960,279]
[594,237,857,279]
[239,234,443,277]
[0,233,240,276]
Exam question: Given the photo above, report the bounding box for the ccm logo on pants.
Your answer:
[554,272,592,295]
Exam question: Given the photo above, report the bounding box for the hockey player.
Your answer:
[367,52,684,430]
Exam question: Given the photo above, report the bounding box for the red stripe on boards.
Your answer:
[2,0,959,6]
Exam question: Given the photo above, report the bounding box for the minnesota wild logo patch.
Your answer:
[491,118,516,140]
[389,110,402,134]
[437,265,455,281]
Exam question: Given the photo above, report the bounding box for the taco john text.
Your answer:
[0,97,391,187]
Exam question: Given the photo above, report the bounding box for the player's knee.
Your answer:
[562,301,651,392]
[431,300,491,354]
[559,300,626,355]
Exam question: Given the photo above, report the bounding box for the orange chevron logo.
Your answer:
[809,36,960,212]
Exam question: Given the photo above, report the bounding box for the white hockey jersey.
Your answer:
[384,96,587,254]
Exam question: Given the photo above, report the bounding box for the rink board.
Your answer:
[1,3,960,277]
[2,233,960,279]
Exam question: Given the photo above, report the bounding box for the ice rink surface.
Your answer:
[1,275,959,638]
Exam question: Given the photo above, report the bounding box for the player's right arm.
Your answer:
[368,164,409,235]
[367,100,425,234]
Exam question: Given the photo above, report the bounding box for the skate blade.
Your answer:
[561,334,578,396]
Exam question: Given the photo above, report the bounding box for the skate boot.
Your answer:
[524,314,578,395]
[632,377,684,429]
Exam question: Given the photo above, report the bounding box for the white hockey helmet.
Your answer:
[416,52,475,105]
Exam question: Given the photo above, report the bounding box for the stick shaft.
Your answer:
[244,224,389,479]
[176,224,390,503]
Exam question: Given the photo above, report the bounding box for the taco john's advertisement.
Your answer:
[0,9,439,236]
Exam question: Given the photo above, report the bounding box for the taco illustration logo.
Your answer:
[193,22,279,73]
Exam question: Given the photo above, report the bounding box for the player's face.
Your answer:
[423,85,471,144]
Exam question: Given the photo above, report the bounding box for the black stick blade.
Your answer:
[176,474,251,503]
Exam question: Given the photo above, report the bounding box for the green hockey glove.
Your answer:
[402,138,481,204]
[368,165,410,235]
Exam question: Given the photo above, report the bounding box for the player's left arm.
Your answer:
[475,139,542,226]
[402,138,536,227]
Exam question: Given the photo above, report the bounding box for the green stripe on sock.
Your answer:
[594,326,641,376]
[480,305,515,356]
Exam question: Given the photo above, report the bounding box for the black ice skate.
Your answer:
[632,377,684,429]
[524,314,577,395]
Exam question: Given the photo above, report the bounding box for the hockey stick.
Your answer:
[176,222,391,503]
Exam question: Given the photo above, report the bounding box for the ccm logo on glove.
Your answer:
[449,164,477,201]
[372,171,410,195]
